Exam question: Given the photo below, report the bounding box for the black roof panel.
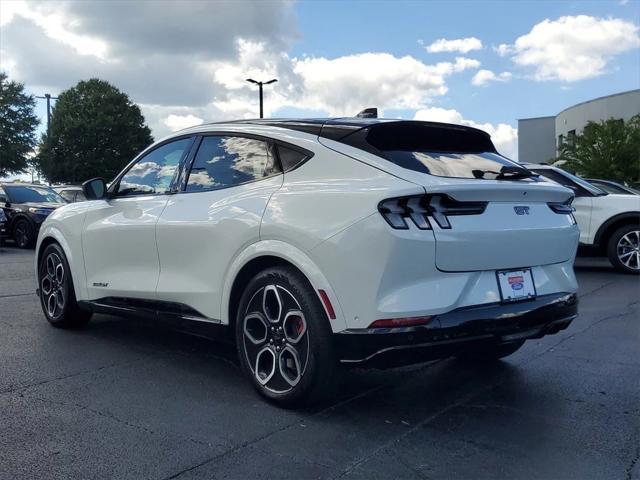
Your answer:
[225,118,492,143]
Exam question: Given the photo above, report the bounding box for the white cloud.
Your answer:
[497,15,640,81]
[164,114,204,132]
[425,37,483,54]
[292,53,463,116]
[413,107,519,160]
[212,42,480,117]
[471,69,512,86]
[0,1,491,143]
[0,0,108,57]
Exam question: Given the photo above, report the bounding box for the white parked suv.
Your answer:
[35,119,580,406]
[526,165,640,274]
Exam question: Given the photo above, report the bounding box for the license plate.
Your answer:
[496,268,536,302]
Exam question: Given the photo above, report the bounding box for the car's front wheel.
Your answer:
[607,224,640,274]
[13,219,34,249]
[235,266,336,407]
[38,243,92,328]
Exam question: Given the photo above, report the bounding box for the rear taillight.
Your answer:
[378,196,431,230]
[548,200,577,224]
[548,202,575,214]
[378,194,487,230]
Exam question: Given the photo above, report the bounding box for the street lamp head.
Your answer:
[245,78,277,119]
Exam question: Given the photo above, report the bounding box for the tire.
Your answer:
[13,218,34,249]
[235,266,336,407]
[456,340,525,362]
[38,243,92,328]
[607,224,640,274]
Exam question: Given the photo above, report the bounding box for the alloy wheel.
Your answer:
[40,252,67,319]
[617,230,640,271]
[242,285,310,393]
[15,222,29,247]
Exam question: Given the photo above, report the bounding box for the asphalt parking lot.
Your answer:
[0,245,638,480]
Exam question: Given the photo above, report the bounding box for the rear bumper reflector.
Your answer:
[318,289,336,320]
[368,316,434,329]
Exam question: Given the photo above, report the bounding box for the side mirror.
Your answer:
[82,178,107,200]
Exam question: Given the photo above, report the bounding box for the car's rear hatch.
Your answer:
[318,120,578,272]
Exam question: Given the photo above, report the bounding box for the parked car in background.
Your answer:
[526,165,640,274]
[35,119,580,406]
[585,179,640,196]
[0,183,67,248]
[52,185,87,203]
[0,207,7,247]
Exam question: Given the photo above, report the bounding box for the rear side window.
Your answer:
[277,145,309,172]
[186,136,280,192]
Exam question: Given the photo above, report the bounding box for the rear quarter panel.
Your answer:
[261,145,423,252]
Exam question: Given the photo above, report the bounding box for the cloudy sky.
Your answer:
[1,0,639,163]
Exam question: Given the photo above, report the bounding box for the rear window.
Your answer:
[382,151,518,179]
[340,121,522,179]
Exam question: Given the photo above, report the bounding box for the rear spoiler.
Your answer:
[332,121,497,159]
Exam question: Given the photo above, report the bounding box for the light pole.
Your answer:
[245,78,277,118]
[35,93,58,136]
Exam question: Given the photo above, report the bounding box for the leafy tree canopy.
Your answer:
[36,78,153,183]
[0,72,39,177]
[557,115,640,185]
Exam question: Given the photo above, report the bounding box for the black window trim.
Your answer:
[107,134,197,198]
[274,141,314,174]
[178,132,314,195]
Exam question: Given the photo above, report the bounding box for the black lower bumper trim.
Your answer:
[335,292,577,367]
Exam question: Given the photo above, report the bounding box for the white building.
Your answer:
[518,89,640,164]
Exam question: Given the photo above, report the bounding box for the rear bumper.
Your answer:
[334,292,577,367]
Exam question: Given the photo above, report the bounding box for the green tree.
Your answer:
[0,72,39,177]
[556,115,640,185]
[36,79,153,183]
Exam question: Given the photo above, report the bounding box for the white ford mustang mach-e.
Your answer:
[35,118,579,406]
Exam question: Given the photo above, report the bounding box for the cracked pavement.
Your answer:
[0,246,638,480]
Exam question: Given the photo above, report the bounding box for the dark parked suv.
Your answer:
[0,183,67,248]
[0,207,7,246]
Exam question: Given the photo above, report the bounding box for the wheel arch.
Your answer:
[35,225,86,300]
[593,212,640,252]
[222,240,347,332]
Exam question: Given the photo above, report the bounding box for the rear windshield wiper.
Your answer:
[472,166,538,180]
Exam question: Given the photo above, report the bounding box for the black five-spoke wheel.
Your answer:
[236,266,336,407]
[14,219,33,249]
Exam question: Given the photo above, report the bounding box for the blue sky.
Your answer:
[1,0,639,171]
[287,0,639,124]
